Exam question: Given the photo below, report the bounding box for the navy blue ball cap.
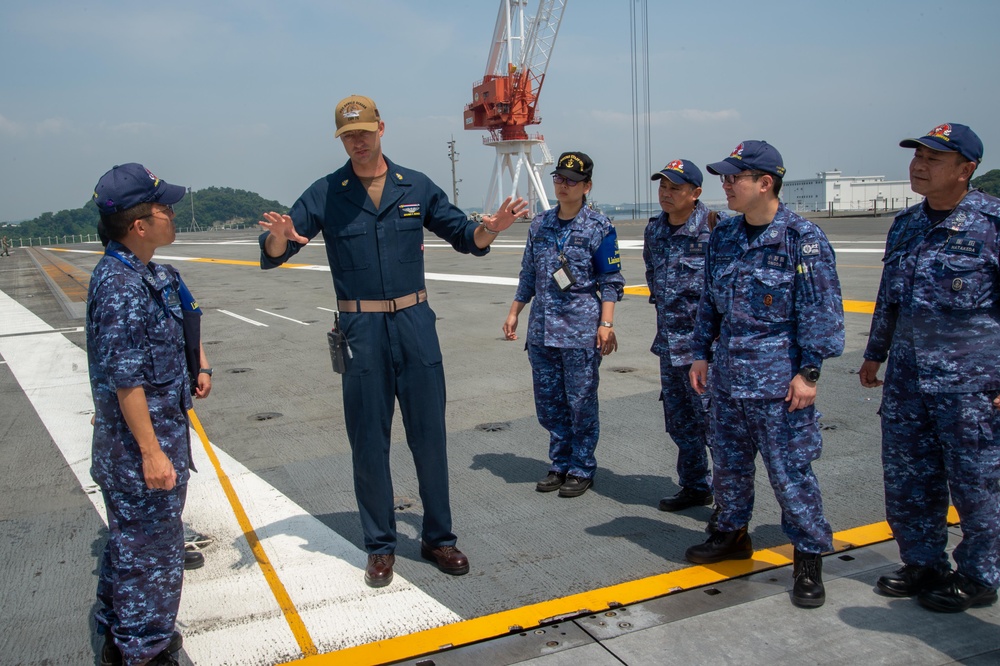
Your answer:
[651,159,703,188]
[899,123,983,164]
[706,140,786,178]
[93,163,187,215]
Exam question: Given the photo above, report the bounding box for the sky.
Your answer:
[2,0,999,222]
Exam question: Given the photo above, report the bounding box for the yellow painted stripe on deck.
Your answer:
[623,285,876,314]
[187,257,314,269]
[283,511,963,666]
[188,409,318,658]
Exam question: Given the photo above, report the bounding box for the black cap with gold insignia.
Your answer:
[552,151,593,182]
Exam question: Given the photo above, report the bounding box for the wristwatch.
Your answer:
[198,368,213,377]
[599,321,614,328]
[798,365,820,383]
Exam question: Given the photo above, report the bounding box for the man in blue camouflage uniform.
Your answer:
[860,123,1000,613]
[504,152,625,498]
[88,163,191,665]
[259,95,527,588]
[686,141,845,609]
[643,159,723,521]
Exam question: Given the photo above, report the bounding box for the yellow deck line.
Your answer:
[187,410,318,658]
[282,508,960,666]
[623,285,876,314]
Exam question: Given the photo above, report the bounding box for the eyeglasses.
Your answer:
[720,173,761,185]
[145,204,174,218]
[552,175,584,186]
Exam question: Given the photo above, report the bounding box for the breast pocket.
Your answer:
[882,250,909,306]
[932,253,992,310]
[146,315,184,387]
[749,269,794,322]
[333,222,371,271]
[395,216,425,263]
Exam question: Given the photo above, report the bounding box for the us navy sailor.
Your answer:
[259,95,527,588]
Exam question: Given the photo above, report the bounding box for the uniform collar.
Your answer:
[656,200,709,238]
[105,240,170,290]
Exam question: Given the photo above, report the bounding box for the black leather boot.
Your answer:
[685,526,753,564]
[792,549,825,608]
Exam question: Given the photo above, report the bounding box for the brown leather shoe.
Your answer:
[420,542,470,575]
[364,553,395,588]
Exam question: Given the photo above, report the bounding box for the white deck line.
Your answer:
[0,288,460,665]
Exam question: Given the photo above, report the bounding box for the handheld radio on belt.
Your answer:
[328,312,351,374]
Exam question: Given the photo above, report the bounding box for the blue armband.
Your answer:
[593,228,622,274]
[176,274,202,314]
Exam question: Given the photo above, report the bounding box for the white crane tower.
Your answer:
[464,0,567,216]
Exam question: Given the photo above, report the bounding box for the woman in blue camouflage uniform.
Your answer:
[503,152,625,498]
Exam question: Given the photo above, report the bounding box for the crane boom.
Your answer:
[464,1,567,217]
[464,0,566,141]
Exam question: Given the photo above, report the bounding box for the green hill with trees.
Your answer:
[2,187,289,241]
[972,168,1000,197]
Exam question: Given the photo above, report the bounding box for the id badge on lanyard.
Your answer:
[551,227,578,292]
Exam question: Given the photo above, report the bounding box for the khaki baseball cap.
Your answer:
[334,95,381,137]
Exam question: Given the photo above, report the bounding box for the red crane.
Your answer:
[464,0,567,214]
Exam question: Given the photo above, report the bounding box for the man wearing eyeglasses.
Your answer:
[860,123,1000,613]
[643,159,724,526]
[685,141,845,609]
[87,163,192,665]
[259,95,528,588]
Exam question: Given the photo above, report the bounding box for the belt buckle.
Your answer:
[387,298,398,313]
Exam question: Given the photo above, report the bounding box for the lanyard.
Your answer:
[105,248,177,321]
[554,223,575,265]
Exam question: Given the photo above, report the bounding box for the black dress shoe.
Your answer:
[364,553,395,587]
[918,571,998,613]
[876,564,947,597]
[421,542,470,575]
[685,527,753,564]
[791,550,825,609]
[658,487,714,512]
[558,475,593,498]
[536,471,566,492]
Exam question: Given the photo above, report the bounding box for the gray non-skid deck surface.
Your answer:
[395,537,1000,665]
[1,218,996,665]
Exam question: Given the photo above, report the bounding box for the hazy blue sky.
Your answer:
[2,0,998,221]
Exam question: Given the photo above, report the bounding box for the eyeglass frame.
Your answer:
[143,204,175,218]
[552,174,587,187]
[719,171,765,185]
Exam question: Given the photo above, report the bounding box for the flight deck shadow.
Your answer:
[469,451,674,508]
[838,600,1000,663]
[222,509,434,571]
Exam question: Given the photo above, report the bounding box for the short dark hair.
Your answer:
[100,202,154,242]
[750,171,782,198]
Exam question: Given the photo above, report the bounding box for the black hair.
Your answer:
[100,202,155,242]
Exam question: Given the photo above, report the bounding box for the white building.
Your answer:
[783,170,922,213]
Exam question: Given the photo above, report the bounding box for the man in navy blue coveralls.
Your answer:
[686,141,845,609]
[860,123,1000,613]
[88,163,191,666]
[259,95,527,588]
